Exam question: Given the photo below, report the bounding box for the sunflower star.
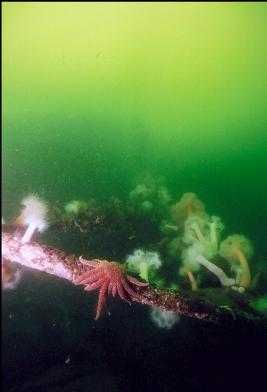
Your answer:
[74,257,148,320]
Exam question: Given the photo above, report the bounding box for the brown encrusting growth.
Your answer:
[1,231,265,325]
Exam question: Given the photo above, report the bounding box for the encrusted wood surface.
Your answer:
[2,231,266,325]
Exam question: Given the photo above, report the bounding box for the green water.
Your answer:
[2,5,267,391]
[2,2,267,252]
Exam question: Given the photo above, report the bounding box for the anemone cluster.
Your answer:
[2,176,266,326]
[129,176,171,218]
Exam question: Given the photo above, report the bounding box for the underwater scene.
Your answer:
[2,2,267,392]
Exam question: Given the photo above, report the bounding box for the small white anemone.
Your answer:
[64,200,84,215]
[141,200,153,212]
[150,307,180,329]
[19,194,49,243]
[129,184,149,200]
[125,249,162,281]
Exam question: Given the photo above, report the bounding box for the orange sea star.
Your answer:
[74,257,148,320]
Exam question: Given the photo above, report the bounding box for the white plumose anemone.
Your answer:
[150,307,180,329]
[19,194,49,243]
[125,249,162,281]
[219,234,254,288]
[64,200,84,215]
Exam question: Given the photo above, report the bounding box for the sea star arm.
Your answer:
[95,281,109,320]
[126,274,149,286]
